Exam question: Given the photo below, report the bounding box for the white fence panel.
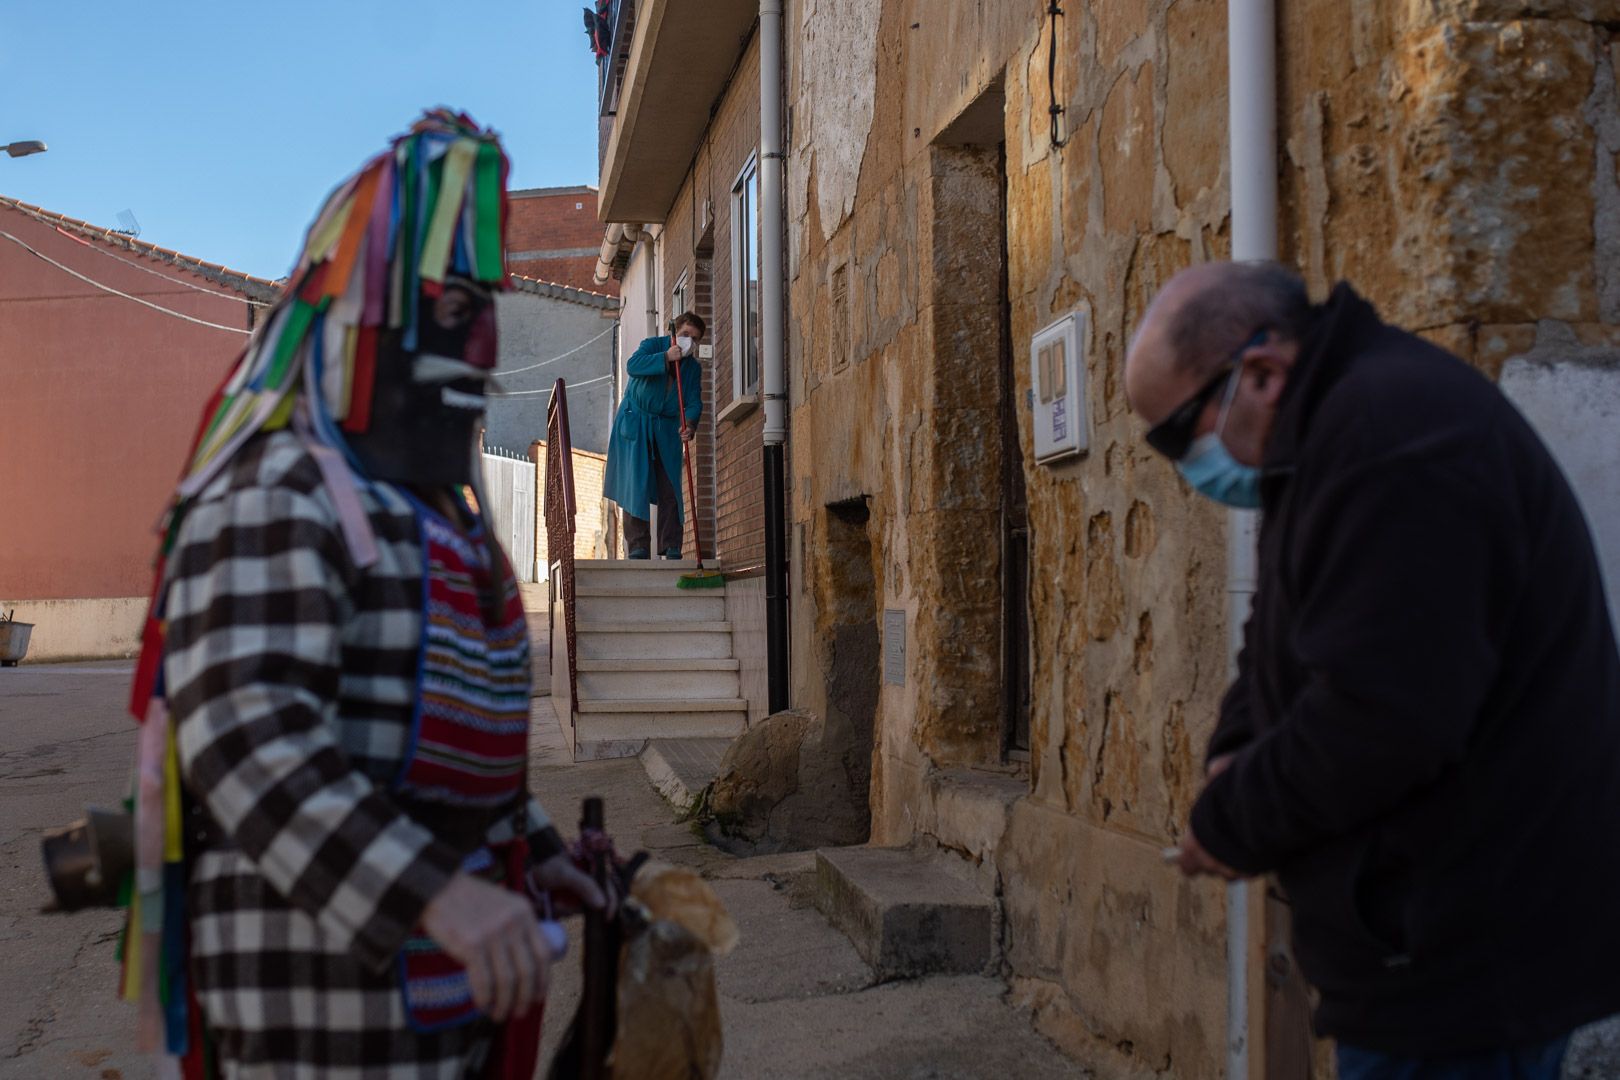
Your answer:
[481,449,536,583]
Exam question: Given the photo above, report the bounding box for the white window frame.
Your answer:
[730,154,761,401]
[671,269,690,332]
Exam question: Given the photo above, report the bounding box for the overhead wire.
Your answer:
[488,372,614,397]
[0,229,253,335]
[496,324,616,375]
[5,201,277,308]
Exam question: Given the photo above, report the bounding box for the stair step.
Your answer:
[570,712,747,759]
[576,629,734,660]
[576,562,723,589]
[575,558,719,571]
[813,846,994,980]
[575,697,747,713]
[576,586,721,597]
[578,666,740,700]
[576,658,740,672]
[577,593,725,623]
[577,621,732,634]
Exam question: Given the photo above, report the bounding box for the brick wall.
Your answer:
[507,187,617,296]
[659,36,767,569]
[533,441,612,568]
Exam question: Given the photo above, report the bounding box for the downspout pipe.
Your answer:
[1226,1,1276,1076]
[760,0,790,713]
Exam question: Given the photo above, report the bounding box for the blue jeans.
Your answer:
[1336,1036,1570,1080]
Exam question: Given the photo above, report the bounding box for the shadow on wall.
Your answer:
[704,497,878,852]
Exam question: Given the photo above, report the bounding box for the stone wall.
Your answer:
[783,0,1619,1076]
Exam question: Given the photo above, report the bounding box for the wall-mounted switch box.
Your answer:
[1030,310,1088,464]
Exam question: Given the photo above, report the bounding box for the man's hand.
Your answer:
[665,344,682,364]
[530,851,612,917]
[1170,829,1245,880]
[421,872,550,1021]
[1167,753,1246,879]
[680,425,696,443]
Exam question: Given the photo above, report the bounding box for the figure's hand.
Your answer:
[530,851,612,917]
[421,872,550,1021]
[1170,829,1245,881]
[681,426,696,443]
[1206,753,1234,780]
[665,345,682,363]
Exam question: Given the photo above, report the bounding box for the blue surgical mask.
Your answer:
[1177,433,1262,508]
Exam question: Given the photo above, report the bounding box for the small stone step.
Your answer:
[639,737,732,812]
[813,846,994,981]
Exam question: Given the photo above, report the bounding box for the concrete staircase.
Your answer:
[557,559,747,760]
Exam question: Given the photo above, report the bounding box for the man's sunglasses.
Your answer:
[1144,329,1269,460]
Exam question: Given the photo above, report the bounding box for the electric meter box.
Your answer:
[1030,310,1088,464]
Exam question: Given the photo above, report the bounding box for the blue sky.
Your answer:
[1,2,602,279]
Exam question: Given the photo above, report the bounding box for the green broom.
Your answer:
[673,364,723,590]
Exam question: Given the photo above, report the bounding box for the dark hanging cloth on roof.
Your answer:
[583,2,612,58]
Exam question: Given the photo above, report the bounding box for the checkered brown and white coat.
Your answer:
[162,430,563,1079]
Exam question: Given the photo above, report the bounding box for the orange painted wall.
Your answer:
[0,205,263,599]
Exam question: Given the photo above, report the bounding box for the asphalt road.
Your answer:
[0,661,147,1080]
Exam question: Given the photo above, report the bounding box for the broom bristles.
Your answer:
[675,569,725,590]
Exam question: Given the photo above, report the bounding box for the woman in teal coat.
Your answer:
[604,311,705,558]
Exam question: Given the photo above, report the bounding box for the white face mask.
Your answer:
[676,334,695,356]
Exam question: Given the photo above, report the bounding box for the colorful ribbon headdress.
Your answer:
[180,107,510,501]
[130,107,511,718]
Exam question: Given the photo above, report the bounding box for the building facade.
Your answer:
[0,197,277,660]
[590,0,1620,1073]
[592,0,770,571]
[488,275,620,456]
[507,185,617,294]
[782,1,1620,1076]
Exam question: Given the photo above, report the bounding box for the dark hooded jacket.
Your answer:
[1190,283,1620,1055]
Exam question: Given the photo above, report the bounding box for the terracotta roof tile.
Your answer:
[0,195,284,302]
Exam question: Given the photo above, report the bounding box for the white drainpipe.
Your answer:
[1226,0,1276,1076]
[759,0,787,447]
[760,0,790,710]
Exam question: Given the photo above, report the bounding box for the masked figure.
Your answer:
[122,110,597,1079]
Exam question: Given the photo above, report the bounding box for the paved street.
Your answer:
[0,661,144,1079]
[0,662,1082,1080]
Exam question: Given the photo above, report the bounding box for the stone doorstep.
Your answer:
[813,846,995,982]
[639,737,734,812]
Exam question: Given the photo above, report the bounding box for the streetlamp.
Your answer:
[4,141,47,159]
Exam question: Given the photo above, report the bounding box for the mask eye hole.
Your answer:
[432,287,478,331]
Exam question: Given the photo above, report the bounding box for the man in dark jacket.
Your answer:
[1124,261,1620,1078]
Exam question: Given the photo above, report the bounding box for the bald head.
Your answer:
[1125,261,1311,425]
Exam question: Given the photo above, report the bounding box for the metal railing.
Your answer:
[544,379,579,724]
